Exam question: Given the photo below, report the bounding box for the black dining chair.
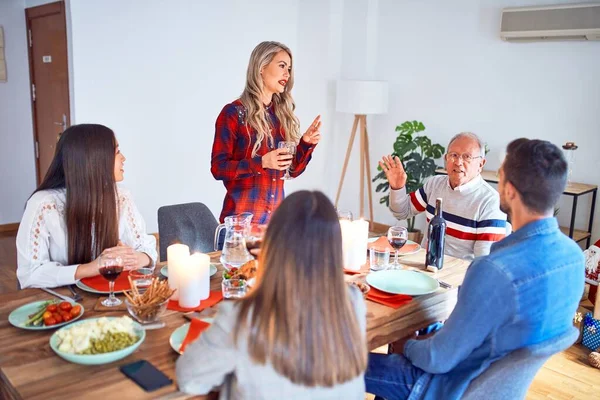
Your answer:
[157,202,219,262]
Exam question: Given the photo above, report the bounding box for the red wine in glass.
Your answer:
[387,226,408,269]
[99,255,124,307]
[388,237,407,250]
[99,265,124,281]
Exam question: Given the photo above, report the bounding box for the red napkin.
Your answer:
[366,287,412,309]
[80,271,131,292]
[167,290,223,312]
[368,237,420,254]
[179,318,211,353]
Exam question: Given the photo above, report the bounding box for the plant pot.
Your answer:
[408,230,423,244]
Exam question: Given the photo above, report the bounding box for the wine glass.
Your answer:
[278,141,296,180]
[387,226,408,269]
[99,254,124,307]
[336,209,353,221]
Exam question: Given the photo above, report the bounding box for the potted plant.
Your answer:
[372,120,445,243]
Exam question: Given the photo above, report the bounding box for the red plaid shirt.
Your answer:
[211,100,316,224]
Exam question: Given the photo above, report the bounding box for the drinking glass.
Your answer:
[369,248,390,271]
[387,226,408,269]
[99,254,124,307]
[278,141,296,180]
[221,279,247,299]
[337,209,353,221]
[129,267,154,294]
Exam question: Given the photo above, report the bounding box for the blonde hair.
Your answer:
[240,41,301,157]
[233,191,367,387]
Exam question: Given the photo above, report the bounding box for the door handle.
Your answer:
[55,114,67,140]
[54,114,67,132]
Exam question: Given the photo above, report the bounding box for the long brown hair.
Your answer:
[33,124,119,264]
[240,41,301,157]
[233,191,367,386]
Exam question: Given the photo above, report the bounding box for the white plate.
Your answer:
[367,237,421,256]
[75,280,126,295]
[161,264,218,278]
[366,270,439,296]
[169,317,213,354]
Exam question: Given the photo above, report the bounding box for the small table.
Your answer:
[436,169,598,247]
[0,250,469,399]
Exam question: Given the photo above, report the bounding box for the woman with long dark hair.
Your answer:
[176,191,367,399]
[211,41,322,225]
[16,124,156,288]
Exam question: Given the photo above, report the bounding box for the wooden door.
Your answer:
[26,1,70,184]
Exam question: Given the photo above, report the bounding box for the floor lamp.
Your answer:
[335,80,388,227]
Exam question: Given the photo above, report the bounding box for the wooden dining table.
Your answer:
[0,250,470,399]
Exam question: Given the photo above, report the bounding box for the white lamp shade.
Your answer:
[336,80,389,115]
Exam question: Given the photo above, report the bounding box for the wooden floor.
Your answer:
[2,230,599,399]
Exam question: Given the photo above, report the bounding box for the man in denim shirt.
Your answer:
[365,139,584,400]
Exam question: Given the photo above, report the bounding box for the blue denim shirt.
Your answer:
[404,218,584,400]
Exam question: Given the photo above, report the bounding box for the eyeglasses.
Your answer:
[446,152,483,163]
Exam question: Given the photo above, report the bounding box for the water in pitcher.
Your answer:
[221,236,253,268]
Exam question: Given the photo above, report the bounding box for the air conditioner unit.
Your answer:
[500,3,600,42]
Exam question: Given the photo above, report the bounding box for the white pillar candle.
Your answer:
[178,256,201,308]
[340,219,359,271]
[352,219,369,268]
[167,244,190,301]
[192,253,211,300]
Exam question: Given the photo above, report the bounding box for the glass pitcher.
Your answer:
[214,213,254,269]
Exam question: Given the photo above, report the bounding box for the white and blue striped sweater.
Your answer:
[390,175,507,260]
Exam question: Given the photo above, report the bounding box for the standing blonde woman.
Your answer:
[177,191,367,399]
[211,41,322,225]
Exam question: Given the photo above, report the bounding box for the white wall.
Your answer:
[334,0,600,244]
[0,0,37,225]
[4,0,600,244]
[69,0,339,232]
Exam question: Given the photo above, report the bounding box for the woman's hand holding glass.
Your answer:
[277,141,296,180]
[262,148,293,170]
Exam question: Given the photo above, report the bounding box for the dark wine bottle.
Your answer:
[425,198,446,270]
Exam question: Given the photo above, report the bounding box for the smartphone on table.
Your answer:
[120,359,173,392]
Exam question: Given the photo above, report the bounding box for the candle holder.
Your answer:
[562,142,578,184]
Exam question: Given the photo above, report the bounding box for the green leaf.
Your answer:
[375,182,389,193]
[430,144,445,159]
[372,170,386,182]
[421,158,437,177]
[394,141,417,157]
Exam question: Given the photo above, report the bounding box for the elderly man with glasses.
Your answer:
[379,132,507,259]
